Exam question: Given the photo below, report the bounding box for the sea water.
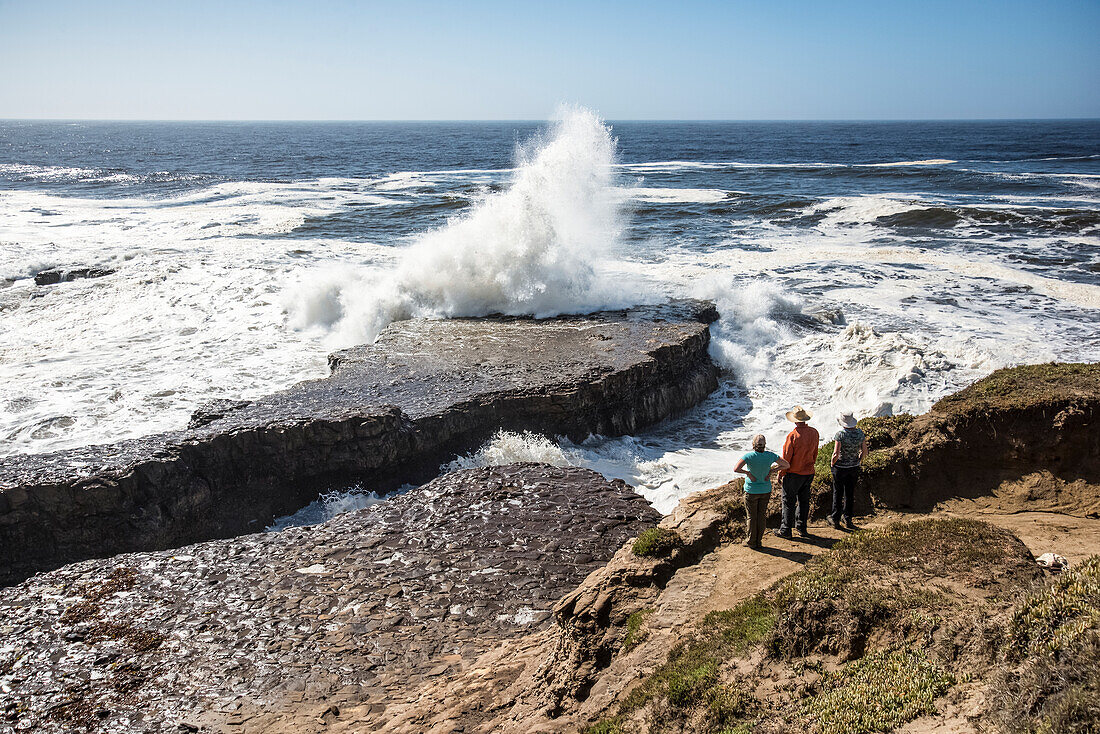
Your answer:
[2,110,1098,518]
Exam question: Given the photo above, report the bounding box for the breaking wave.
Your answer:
[443,430,574,471]
[287,106,637,345]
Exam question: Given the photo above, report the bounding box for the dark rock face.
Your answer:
[0,464,660,733]
[0,303,718,585]
[33,267,116,286]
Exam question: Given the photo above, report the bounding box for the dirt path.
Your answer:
[939,509,1100,565]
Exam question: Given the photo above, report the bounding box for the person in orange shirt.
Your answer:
[775,406,819,538]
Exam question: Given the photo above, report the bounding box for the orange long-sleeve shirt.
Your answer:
[781,423,820,476]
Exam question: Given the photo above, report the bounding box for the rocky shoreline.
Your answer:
[0,464,659,733]
[3,356,1097,733]
[0,302,718,585]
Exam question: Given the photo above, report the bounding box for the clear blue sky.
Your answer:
[1,0,1097,120]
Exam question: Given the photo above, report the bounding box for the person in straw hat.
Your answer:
[735,434,790,550]
[830,412,868,529]
[775,406,819,538]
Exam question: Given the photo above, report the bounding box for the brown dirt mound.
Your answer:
[857,363,1100,515]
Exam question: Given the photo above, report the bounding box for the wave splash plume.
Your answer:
[288,107,632,345]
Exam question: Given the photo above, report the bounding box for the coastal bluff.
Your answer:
[0,302,719,586]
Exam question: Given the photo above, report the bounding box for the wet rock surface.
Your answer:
[0,302,718,584]
[0,464,660,733]
[33,267,116,286]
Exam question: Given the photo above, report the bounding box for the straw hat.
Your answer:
[838,413,858,429]
[785,406,813,422]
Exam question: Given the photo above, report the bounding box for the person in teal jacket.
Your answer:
[735,434,790,549]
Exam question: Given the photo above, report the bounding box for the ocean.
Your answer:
[2,111,1098,520]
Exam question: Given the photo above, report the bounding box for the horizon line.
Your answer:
[3,117,1099,124]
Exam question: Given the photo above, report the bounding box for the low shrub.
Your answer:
[632,527,682,558]
[768,518,1020,657]
[622,608,654,652]
[857,414,913,451]
[621,595,776,716]
[1009,555,1100,658]
[799,646,954,734]
[990,556,1100,734]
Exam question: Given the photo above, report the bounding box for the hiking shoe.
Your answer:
[830,518,841,530]
[796,527,809,538]
[845,519,857,530]
[774,529,793,539]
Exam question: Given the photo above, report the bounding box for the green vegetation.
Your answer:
[933,362,1100,414]
[702,595,776,649]
[992,556,1100,734]
[1009,555,1100,658]
[811,414,910,498]
[632,527,682,558]
[622,608,654,652]
[858,414,914,450]
[582,718,625,734]
[799,646,954,734]
[809,440,835,498]
[621,594,776,716]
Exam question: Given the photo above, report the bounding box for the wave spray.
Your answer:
[288,106,632,345]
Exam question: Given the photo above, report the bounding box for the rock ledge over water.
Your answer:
[0,302,718,585]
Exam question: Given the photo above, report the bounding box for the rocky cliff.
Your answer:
[0,302,718,585]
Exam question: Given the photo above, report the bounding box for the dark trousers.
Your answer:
[779,473,813,532]
[744,492,771,546]
[831,466,860,523]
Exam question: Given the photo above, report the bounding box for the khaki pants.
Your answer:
[744,492,771,546]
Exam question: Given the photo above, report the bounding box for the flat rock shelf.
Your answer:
[0,302,719,585]
[0,464,662,733]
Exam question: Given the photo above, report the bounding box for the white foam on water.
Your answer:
[0,181,381,454]
[285,106,640,347]
[691,277,804,384]
[862,159,957,167]
[266,486,392,531]
[443,430,574,471]
[625,187,734,204]
[806,194,928,226]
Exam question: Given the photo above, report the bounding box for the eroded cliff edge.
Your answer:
[0,302,719,585]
